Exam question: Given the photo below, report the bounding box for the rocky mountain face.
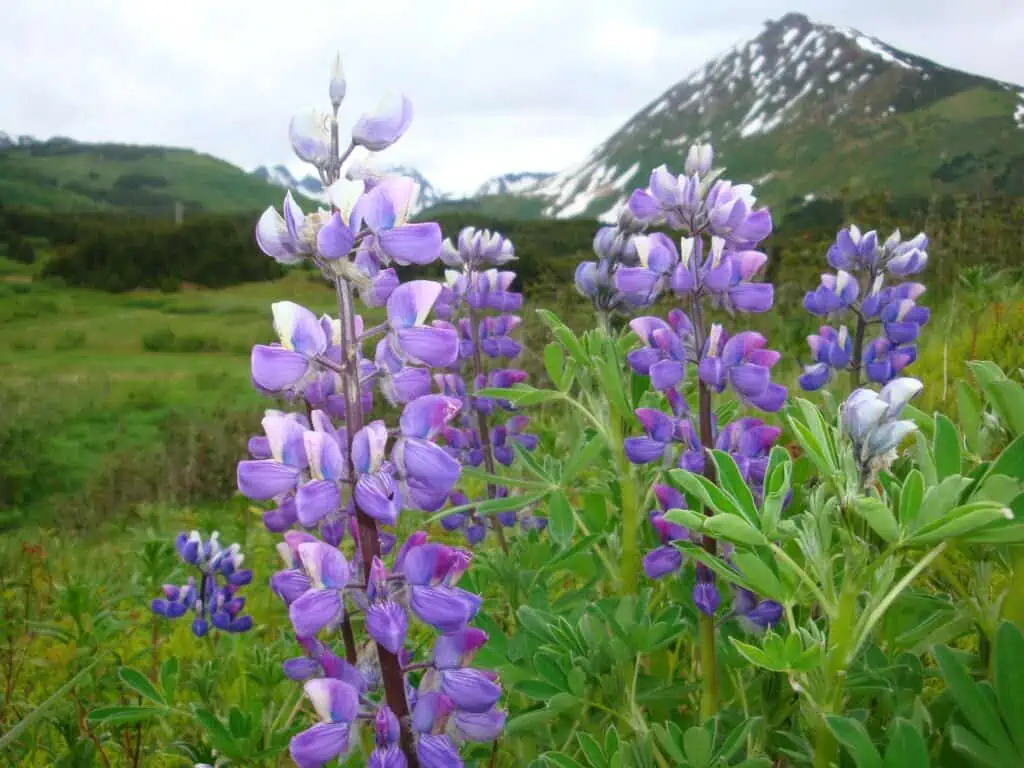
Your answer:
[431,12,1024,221]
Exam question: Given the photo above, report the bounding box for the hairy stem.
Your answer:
[850,311,867,389]
[335,277,419,767]
[467,301,510,554]
[690,293,721,719]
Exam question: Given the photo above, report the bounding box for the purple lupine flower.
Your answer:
[642,485,690,580]
[698,326,786,412]
[627,310,696,390]
[840,378,922,467]
[238,55,504,768]
[285,541,353,638]
[289,678,360,768]
[153,531,253,637]
[732,588,783,633]
[799,225,929,389]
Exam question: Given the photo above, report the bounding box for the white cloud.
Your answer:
[0,0,1021,196]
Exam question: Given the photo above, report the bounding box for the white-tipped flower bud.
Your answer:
[329,53,346,108]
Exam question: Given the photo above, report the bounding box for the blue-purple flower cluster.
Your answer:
[586,142,785,621]
[271,532,504,767]
[432,227,546,544]
[221,54,503,767]
[150,531,254,637]
[799,226,929,390]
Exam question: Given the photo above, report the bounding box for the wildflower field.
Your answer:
[2,57,1024,768]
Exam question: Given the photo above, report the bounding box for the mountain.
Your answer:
[474,172,554,197]
[0,135,286,214]
[431,12,1024,221]
[249,162,447,216]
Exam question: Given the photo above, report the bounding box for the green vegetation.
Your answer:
[0,138,283,215]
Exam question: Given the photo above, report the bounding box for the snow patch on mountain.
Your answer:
[474,171,554,197]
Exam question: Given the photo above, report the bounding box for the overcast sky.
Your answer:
[2,0,1022,196]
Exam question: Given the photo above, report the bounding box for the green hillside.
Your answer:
[0,137,282,215]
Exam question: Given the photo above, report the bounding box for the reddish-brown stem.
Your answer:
[335,278,419,767]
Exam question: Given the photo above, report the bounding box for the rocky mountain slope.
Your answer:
[427,12,1024,221]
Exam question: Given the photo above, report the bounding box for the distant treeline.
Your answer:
[1,192,1021,295]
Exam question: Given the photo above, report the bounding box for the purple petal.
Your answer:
[417,734,463,768]
[394,438,461,489]
[643,546,683,579]
[455,709,506,742]
[410,585,480,631]
[355,471,402,525]
[400,395,462,440]
[729,364,770,398]
[251,345,309,392]
[290,722,351,768]
[289,589,343,637]
[729,283,773,313]
[379,223,442,266]
[628,188,661,222]
[386,280,442,329]
[433,627,489,669]
[237,460,300,500]
[284,657,323,681]
[440,669,502,713]
[395,326,460,367]
[650,359,685,391]
[366,600,408,654]
[271,570,312,604]
[296,480,340,527]
[746,383,787,412]
[624,438,667,465]
[317,212,356,260]
[352,94,413,152]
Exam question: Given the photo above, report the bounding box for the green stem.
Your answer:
[612,414,641,596]
[814,581,859,768]
[698,614,720,720]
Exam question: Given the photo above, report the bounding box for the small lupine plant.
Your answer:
[799,225,929,390]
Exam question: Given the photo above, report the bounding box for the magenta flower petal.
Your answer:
[237,460,300,500]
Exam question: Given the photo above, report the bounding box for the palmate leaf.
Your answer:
[968,361,1024,438]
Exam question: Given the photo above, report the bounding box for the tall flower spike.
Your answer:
[614,142,783,719]
[237,54,504,768]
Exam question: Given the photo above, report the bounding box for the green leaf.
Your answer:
[989,436,1024,483]
[904,502,1013,546]
[853,496,900,543]
[826,715,883,768]
[544,342,565,390]
[935,645,1017,758]
[577,733,607,766]
[512,440,554,482]
[193,707,237,756]
[118,667,166,707]
[548,491,575,547]
[899,470,925,530]
[506,708,561,736]
[536,309,589,365]
[0,662,97,750]
[796,398,839,470]
[666,469,744,519]
[957,380,984,453]
[949,724,1008,768]
[543,754,588,768]
[595,341,631,421]
[731,551,786,602]
[476,385,563,407]
[562,433,607,486]
[993,622,1024,755]
[934,413,961,481]
[711,450,759,525]
[516,680,563,699]
[675,542,756,592]
[159,657,178,703]
[969,361,1024,438]
[918,475,973,528]
[703,514,768,547]
[682,726,713,768]
[786,415,833,477]
[883,719,930,768]
[87,706,167,727]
